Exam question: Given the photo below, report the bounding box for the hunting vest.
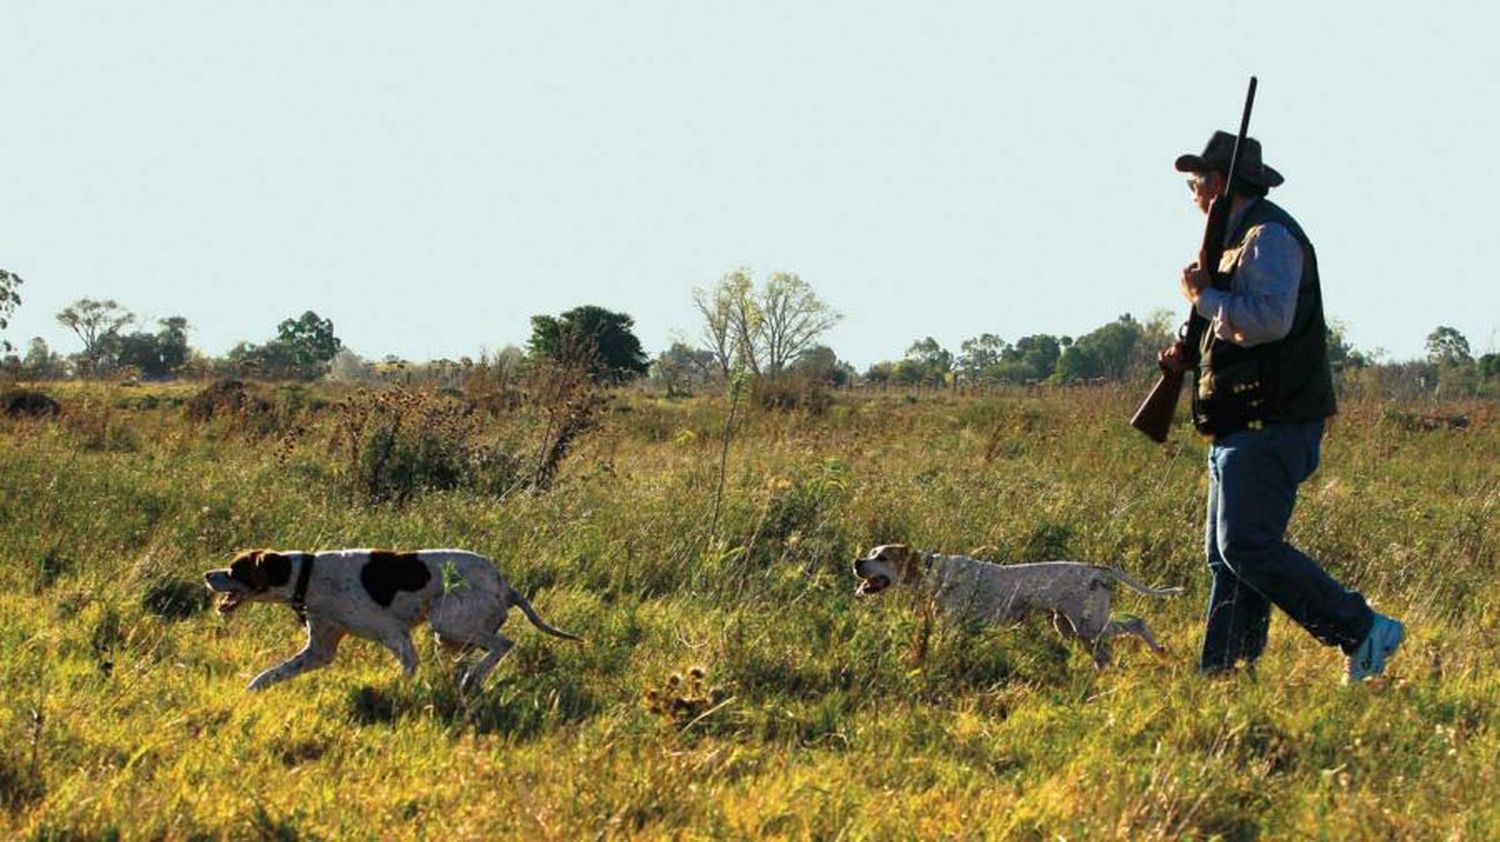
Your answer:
[1192,199,1337,437]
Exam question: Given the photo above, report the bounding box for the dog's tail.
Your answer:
[506,586,584,641]
[1108,568,1185,598]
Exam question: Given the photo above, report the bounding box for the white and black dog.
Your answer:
[204,548,581,691]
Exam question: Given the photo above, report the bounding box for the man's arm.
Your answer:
[1191,223,1303,347]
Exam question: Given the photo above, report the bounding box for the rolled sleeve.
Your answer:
[1199,223,1303,347]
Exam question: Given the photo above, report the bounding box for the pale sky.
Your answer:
[3,1,1496,367]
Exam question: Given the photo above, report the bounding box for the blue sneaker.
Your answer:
[1345,613,1405,683]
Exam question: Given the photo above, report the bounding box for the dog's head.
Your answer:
[852,544,923,597]
[203,550,294,615]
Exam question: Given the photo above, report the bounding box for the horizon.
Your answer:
[10,301,1465,371]
[4,2,1497,370]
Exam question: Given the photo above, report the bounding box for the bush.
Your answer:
[334,389,522,504]
[183,379,324,442]
[184,379,263,421]
[2,388,60,418]
[525,355,608,491]
[754,373,834,414]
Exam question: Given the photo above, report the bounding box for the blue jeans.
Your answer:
[1200,418,1375,673]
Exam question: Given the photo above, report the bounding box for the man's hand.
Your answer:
[1158,341,1195,376]
[1180,262,1209,304]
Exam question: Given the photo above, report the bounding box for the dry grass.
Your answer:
[0,380,1495,839]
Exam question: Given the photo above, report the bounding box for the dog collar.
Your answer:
[912,551,938,583]
[291,554,315,624]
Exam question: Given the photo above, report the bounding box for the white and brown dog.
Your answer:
[853,544,1182,667]
[204,548,581,691]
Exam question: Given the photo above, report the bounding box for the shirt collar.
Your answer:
[1224,197,1261,244]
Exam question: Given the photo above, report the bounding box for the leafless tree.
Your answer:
[691,275,739,380]
[692,269,839,379]
[760,272,841,375]
[694,269,764,378]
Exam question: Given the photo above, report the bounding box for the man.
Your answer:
[1160,131,1404,682]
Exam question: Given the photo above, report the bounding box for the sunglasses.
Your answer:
[1185,173,1212,193]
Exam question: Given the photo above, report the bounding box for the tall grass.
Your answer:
[0,381,1495,838]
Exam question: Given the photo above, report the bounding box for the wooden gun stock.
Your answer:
[1130,368,1185,443]
[1130,75,1258,443]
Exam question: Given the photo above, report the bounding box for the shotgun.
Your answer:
[1129,76,1258,443]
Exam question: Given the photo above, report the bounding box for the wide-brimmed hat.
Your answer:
[1175,130,1284,187]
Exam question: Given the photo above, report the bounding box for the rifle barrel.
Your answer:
[1129,76,1260,444]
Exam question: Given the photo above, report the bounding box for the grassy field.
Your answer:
[1,379,1496,839]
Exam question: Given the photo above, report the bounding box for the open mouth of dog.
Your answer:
[856,575,890,596]
[204,570,253,615]
[216,591,246,614]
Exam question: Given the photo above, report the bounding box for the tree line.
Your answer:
[2,269,1497,398]
[9,297,344,382]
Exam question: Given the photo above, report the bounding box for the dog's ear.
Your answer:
[258,552,292,587]
[892,546,919,582]
[229,550,269,591]
[888,546,924,576]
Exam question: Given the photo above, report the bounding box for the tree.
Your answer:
[115,332,162,377]
[726,272,765,376]
[1127,309,1179,376]
[692,271,751,380]
[957,334,1010,383]
[1325,320,1379,372]
[1001,334,1064,383]
[862,360,897,386]
[529,305,649,383]
[227,340,295,380]
[1053,315,1143,383]
[900,337,948,384]
[115,317,192,379]
[1479,353,1499,383]
[21,338,68,379]
[692,269,840,379]
[57,298,135,375]
[652,342,717,396]
[862,352,948,387]
[1053,343,1103,382]
[1477,352,1499,396]
[0,269,22,353]
[759,273,842,376]
[1425,326,1472,366]
[223,311,340,381]
[277,311,343,374]
[788,344,854,387]
[158,317,191,373]
[327,349,377,383]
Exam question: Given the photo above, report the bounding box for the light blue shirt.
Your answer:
[1194,203,1305,348]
